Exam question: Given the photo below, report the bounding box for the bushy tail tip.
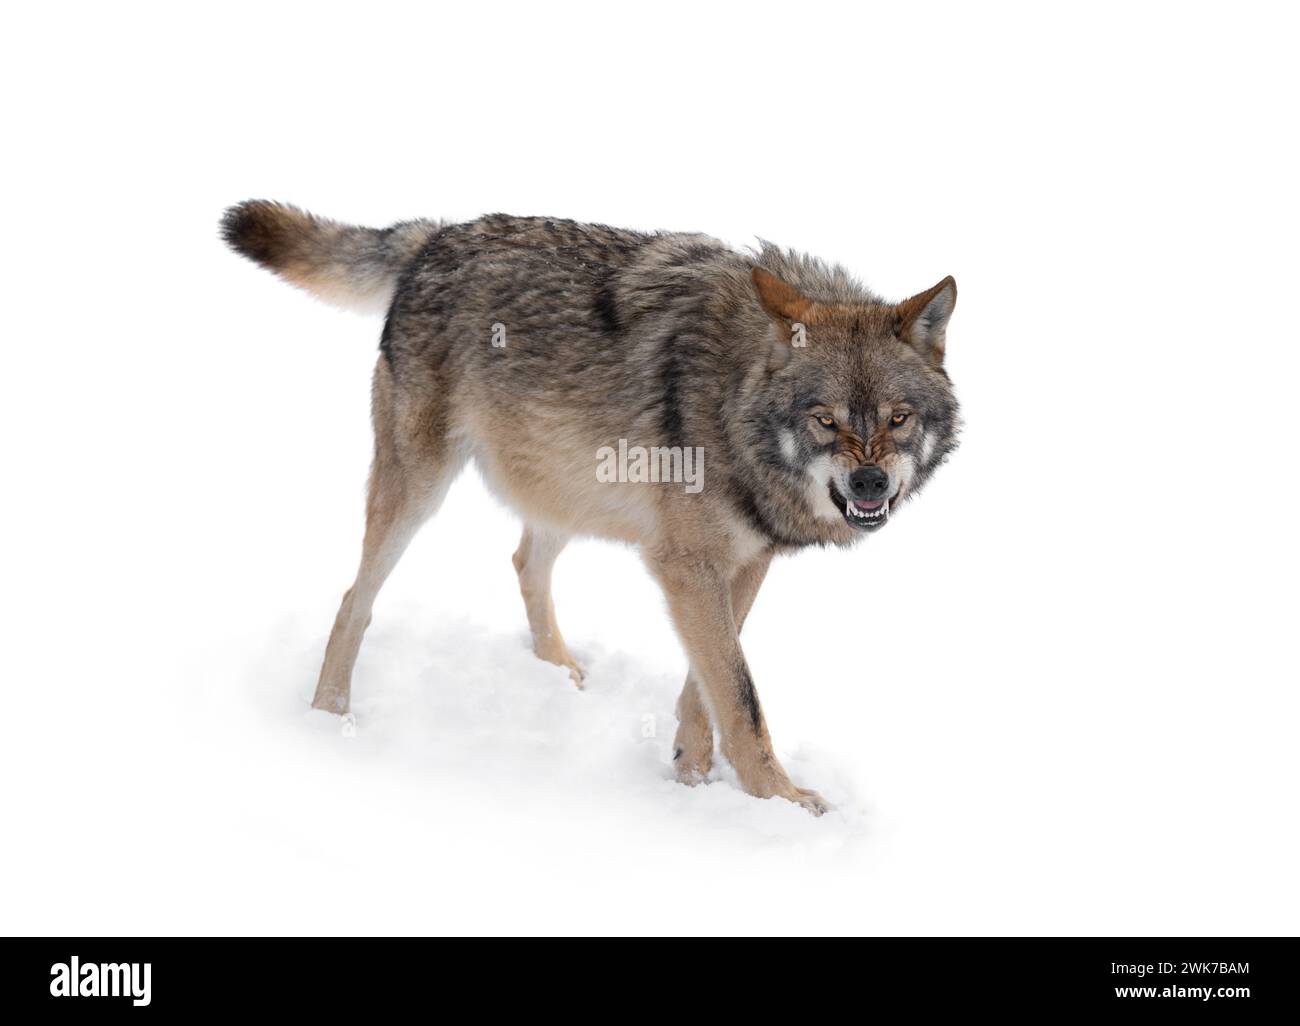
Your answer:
[220,200,438,314]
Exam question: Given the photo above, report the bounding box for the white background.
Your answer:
[3,1,1296,935]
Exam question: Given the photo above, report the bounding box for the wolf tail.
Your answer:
[220,200,440,314]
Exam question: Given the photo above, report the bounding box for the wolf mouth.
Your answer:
[828,482,891,531]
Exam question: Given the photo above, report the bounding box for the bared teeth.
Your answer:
[845,495,889,522]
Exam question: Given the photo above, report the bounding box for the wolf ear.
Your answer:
[896,276,957,367]
[752,267,816,369]
[752,267,814,323]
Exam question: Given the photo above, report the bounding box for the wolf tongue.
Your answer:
[854,499,884,511]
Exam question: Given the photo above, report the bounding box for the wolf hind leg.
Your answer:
[672,550,772,784]
[513,524,585,687]
[312,361,461,714]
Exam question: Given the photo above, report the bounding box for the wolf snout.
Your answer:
[848,465,890,505]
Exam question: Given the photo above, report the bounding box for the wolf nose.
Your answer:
[848,465,890,499]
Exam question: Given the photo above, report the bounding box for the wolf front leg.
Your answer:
[672,550,773,784]
[647,552,829,816]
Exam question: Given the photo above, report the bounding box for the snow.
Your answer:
[8,443,1296,934]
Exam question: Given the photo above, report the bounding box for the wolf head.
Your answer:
[739,263,960,547]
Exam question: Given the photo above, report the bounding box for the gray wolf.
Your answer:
[221,201,960,815]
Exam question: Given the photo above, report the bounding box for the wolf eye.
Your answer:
[890,412,910,427]
[816,415,836,429]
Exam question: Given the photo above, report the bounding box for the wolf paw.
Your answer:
[310,688,350,715]
[531,640,586,689]
[672,744,713,785]
[672,720,714,784]
[790,787,832,817]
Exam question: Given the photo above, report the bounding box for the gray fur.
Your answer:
[366,212,959,548]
